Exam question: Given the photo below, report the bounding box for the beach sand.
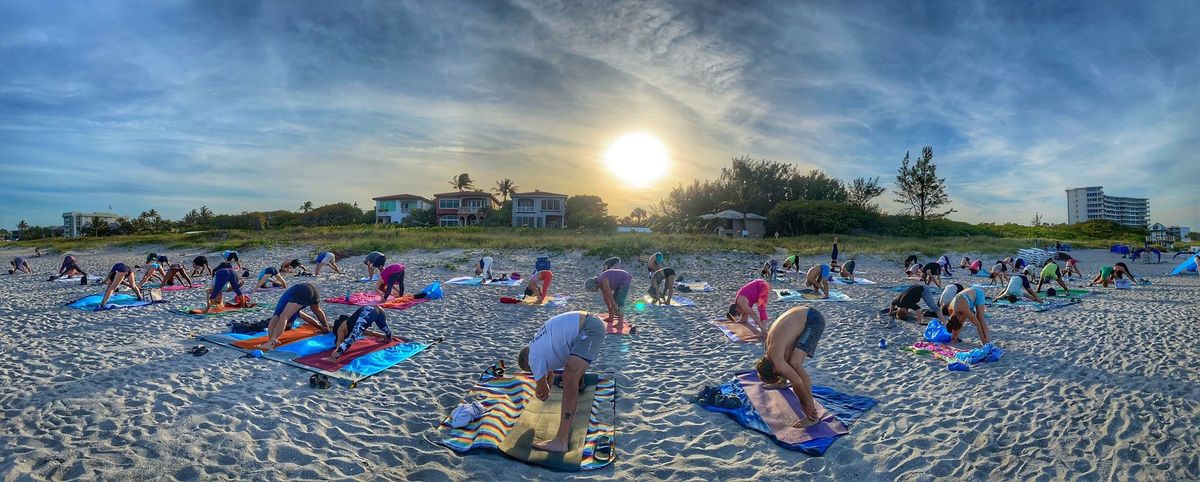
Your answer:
[0,246,1196,481]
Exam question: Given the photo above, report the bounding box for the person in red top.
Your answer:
[522,269,553,304]
[727,278,771,332]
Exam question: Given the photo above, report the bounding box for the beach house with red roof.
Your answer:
[511,190,567,228]
[433,191,500,227]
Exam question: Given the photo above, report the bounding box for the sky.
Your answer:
[2,0,1198,229]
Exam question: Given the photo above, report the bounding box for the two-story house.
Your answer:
[372,194,432,224]
[511,190,567,228]
[433,191,501,227]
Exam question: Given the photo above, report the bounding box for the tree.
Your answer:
[1031,212,1043,226]
[17,220,29,235]
[847,177,886,211]
[629,207,648,224]
[199,206,213,225]
[566,195,617,230]
[300,201,314,213]
[893,147,954,236]
[402,208,437,227]
[493,179,519,202]
[448,173,475,192]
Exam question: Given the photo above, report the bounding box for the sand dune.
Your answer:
[0,246,1196,480]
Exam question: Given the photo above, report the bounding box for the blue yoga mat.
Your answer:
[67,293,155,311]
[695,376,876,456]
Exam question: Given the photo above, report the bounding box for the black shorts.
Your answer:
[194,256,208,266]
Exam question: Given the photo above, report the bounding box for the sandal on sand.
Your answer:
[189,345,209,356]
[484,360,506,378]
[309,374,332,389]
[592,435,614,462]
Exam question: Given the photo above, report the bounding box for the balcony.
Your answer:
[515,206,537,213]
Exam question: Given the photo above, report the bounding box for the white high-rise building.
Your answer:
[1065,186,1149,227]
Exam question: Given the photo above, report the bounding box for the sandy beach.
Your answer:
[0,246,1196,481]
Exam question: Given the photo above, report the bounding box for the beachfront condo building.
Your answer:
[511,190,567,228]
[1065,186,1149,227]
[372,194,432,224]
[62,211,126,238]
[433,191,501,227]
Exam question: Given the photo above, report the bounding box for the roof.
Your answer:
[372,194,431,203]
[512,190,568,198]
[699,210,767,221]
[432,191,501,202]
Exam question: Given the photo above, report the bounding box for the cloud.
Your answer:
[1,0,1197,230]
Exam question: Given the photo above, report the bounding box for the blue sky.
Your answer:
[2,0,1197,229]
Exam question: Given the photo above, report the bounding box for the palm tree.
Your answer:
[300,201,314,213]
[17,220,29,234]
[493,178,519,202]
[448,173,475,192]
[629,207,647,224]
[199,206,213,224]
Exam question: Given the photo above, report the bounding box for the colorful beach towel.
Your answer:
[774,289,852,302]
[904,341,1005,371]
[693,371,875,456]
[504,295,569,307]
[67,293,158,311]
[323,293,431,311]
[830,277,876,285]
[712,319,763,343]
[202,327,429,384]
[437,370,617,472]
[639,295,696,307]
[447,276,522,287]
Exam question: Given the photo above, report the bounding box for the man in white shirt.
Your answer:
[517,311,607,453]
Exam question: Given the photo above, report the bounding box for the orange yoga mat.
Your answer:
[232,325,323,349]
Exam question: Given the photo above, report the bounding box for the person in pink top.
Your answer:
[376,263,406,302]
[727,278,771,332]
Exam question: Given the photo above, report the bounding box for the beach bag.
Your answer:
[419,281,444,300]
[147,288,164,302]
[230,318,271,334]
[535,256,551,272]
[924,319,953,343]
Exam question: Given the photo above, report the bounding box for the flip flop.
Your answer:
[189,345,209,356]
[715,395,742,409]
[592,435,614,462]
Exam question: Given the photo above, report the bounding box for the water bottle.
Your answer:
[344,289,351,302]
[878,338,887,349]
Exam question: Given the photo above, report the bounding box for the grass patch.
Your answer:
[10,225,1134,259]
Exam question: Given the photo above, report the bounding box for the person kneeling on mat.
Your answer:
[254,266,287,290]
[517,311,607,453]
[886,284,941,324]
[755,306,826,427]
[325,306,393,362]
[997,273,1041,303]
[259,283,330,350]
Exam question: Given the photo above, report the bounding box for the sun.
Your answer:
[604,133,669,187]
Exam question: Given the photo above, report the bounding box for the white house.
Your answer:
[372,194,432,224]
[511,190,567,228]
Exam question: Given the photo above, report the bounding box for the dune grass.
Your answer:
[9,225,1134,260]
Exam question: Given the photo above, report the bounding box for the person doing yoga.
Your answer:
[517,311,607,453]
[755,306,826,427]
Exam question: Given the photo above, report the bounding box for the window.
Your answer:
[439,216,459,227]
[378,200,396,212]
[463,198,485,208]
[515,216,537,227]
[540,199,561,211]
[440,199,460,209]
[399,201,410,212]
[517,199,534,208]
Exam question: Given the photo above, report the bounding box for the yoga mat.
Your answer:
[639,295,696,307]
[161,283,204,292]
[357,275,381,283]
[602,316,635,335]
[517,296,568,307]
[175,303,262,317]
[830,277,875,285]
[447,276,522,287]
[879,285,912,292]
[713,320,763,343]
[52,275,88,283]
[67,294,156,311]
[988,298,1078,312]
[294,335,403,372]
[737,372,845,446]
[496,373,599,471]
[693,372,876,456]
[231,325,323,350]
[438,371,617,472]
[774,289,852,302]
[322,292,431,311]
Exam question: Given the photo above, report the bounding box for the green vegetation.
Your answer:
[11,225,1140,260]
